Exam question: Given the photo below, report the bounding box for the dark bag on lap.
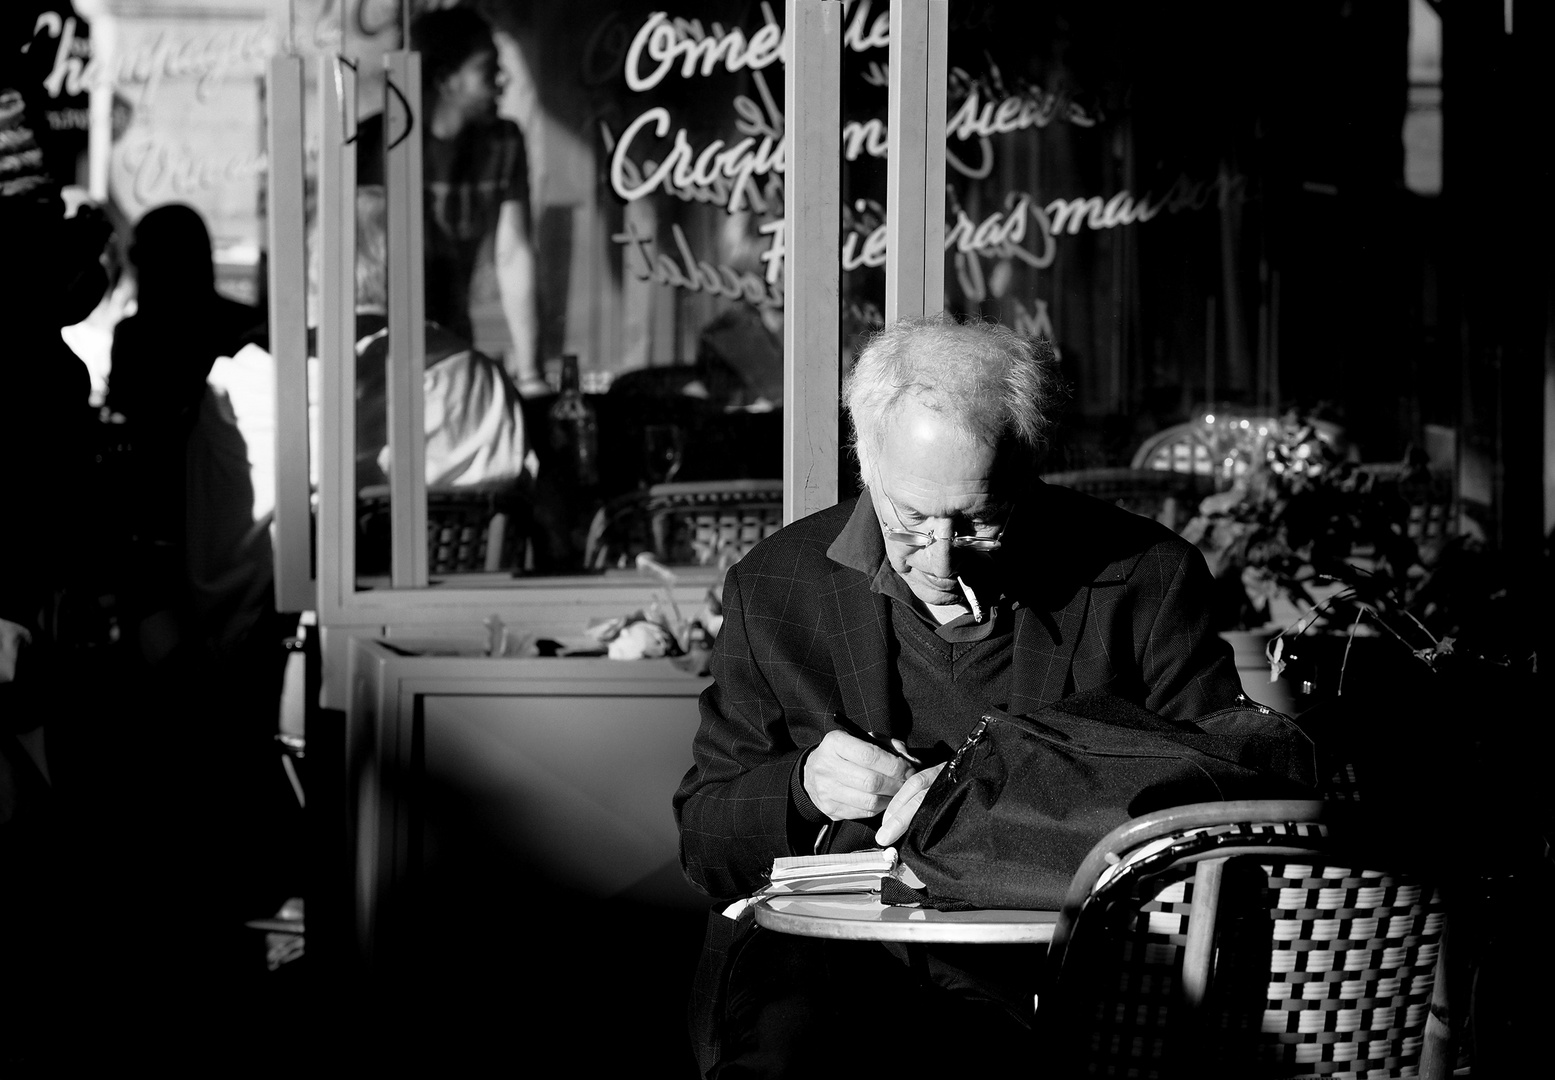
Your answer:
[893,687,1317,911]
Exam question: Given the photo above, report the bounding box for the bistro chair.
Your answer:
[584,479,784,569]
[357,481,528,575]
[1133,417,1347,479]
[1040,799,1454,1079]
[1360,463,1458,547]
[1041,467,1216,531]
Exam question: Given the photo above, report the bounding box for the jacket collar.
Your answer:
[819,482,1131,733]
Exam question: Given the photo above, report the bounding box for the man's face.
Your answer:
[441,48,503,123]
[866,399,1011,607]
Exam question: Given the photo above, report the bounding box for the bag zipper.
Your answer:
[946,714,994,782]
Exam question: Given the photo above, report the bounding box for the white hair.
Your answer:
[842,314,1059,478]
[305,185,389,318]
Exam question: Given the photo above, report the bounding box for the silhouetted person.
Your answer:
[109,204,261,427]
[97,209,294,1063]
[107,205,261,571]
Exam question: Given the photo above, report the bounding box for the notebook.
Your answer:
[759,847,903,896]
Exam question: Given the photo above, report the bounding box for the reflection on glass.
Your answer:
[547,354,600,489]
[340,185,537,584]
[643,424,686,486]
[351,5,797,577]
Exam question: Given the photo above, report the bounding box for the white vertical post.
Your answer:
[885,0,948,323]
[267,53,315,612]
[783,0,843,523]
[318,55,358,620]
[922,0,948,314]
[384,51,428,587]
[87,16,116,203]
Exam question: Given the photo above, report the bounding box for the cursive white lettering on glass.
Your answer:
[624,4,784,92]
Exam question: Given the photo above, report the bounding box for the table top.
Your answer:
[753,893,1059,944]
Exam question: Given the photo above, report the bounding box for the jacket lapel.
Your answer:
[1009,588,1091,716]
[825,561,893,737]
[1004,481,1144,715]
[822,497,895,738]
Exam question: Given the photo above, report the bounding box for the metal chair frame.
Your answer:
[1043,800,1453,1079]
[1041,467,1216,530]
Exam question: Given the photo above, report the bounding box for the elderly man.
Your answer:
[673,316,1300,1078]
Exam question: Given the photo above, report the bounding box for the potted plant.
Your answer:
[1178,412,1430,710]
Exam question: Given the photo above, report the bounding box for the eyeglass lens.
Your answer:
[877,486,1006,551]
[882,531,1000,550]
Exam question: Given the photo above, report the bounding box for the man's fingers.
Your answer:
[874,763,945,846]
[873,784,927,846]
[816,789,893,821]
[804,730,917,821]
[809,759,906,818]
[830,732,914,779]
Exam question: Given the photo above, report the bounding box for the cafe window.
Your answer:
[297,1,795,600]
[72,1,1530,685]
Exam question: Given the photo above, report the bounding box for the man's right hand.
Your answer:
[802,729,917,821]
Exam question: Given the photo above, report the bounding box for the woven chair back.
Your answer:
[585,480,783,569]
[1044,804,1449,1078]
[357,485,525,575]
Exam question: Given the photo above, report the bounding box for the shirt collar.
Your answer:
[826,494,890,576]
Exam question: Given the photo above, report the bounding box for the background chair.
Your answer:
[357,481,529,576]
[1041,799,1454,1079]
[1133,417,1348,478]
[1041,467,1216,531]
[1360,462,1458,547]
[584,479,784,569]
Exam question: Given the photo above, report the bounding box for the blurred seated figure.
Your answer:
[690,212,784,410]
[353,319,535,493]
[338,186,536,492]
[207,185,537,531]
[693,302,783,410]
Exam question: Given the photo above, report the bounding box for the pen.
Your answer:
[813,717,922,853]
[829,714,921,766]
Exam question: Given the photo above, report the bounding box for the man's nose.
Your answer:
[919,537,957,578]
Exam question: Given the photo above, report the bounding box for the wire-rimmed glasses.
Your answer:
[877,489,1007,552]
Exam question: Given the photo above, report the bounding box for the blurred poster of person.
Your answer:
[357,4,545,397]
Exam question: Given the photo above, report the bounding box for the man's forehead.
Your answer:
[878,403,995,463]
[873,410,1007,507]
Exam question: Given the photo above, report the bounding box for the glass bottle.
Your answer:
[548,354,599,488]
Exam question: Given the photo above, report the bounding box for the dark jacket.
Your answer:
[674,481,1256,902]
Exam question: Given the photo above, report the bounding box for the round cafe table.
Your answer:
[753,893,1058,944]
